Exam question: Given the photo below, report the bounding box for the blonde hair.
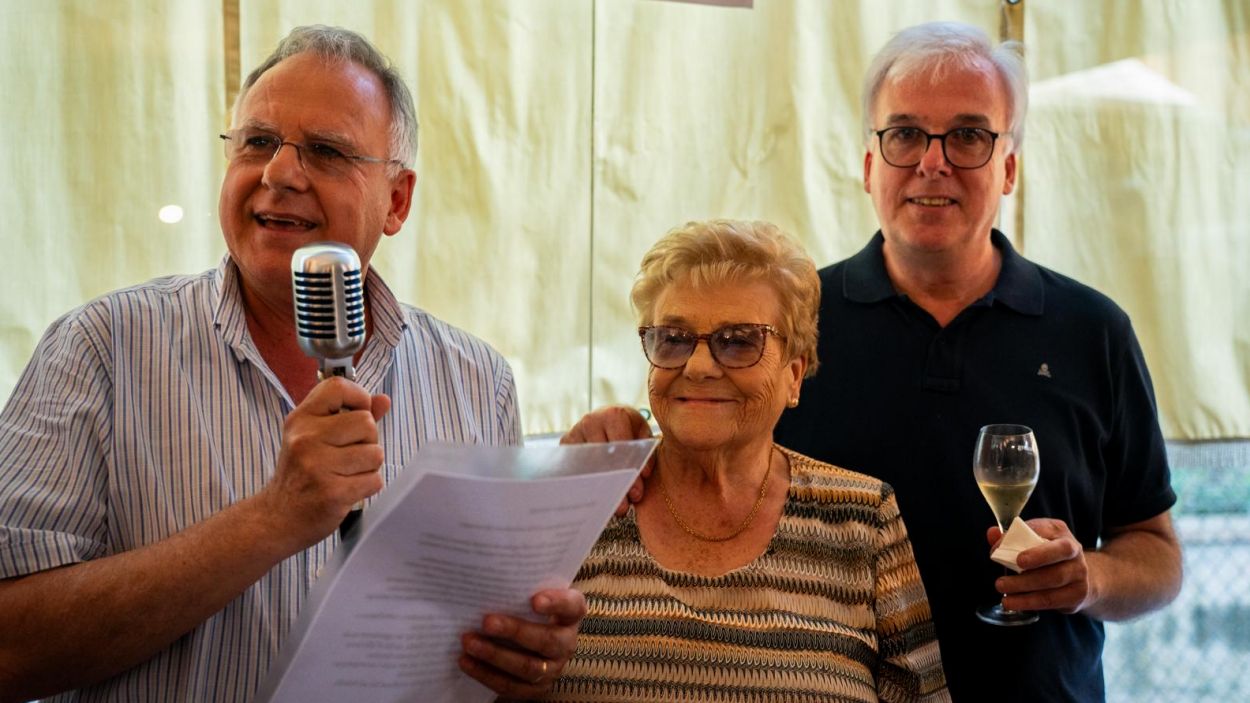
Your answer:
[631,219,821,376]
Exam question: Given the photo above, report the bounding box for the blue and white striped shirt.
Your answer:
[0,256,521,702]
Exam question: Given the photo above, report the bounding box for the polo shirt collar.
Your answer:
[842,229,1043,315]
[987,229,1044,315]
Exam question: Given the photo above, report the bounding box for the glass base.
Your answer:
[976,603,1039,626]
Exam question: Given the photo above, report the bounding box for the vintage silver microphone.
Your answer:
[291,242,366,380]
[291,242,367,539]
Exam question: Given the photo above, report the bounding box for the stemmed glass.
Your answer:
[973,424,1040,626]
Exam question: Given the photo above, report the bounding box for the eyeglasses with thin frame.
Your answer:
[219,128,403,177]
[638,323,786,370]
[874,126,1000,169]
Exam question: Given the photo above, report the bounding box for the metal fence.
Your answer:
[1105,440,1250,702]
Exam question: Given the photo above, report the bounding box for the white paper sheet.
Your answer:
[256,439,655,703]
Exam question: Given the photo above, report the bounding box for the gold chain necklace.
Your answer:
[657,445,777,543]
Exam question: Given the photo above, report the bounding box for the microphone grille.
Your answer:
[291,243,366,361]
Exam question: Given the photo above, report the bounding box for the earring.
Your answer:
[787,397,799,408]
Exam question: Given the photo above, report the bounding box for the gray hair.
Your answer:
[862,21,1027,151]
[231,25,418,173]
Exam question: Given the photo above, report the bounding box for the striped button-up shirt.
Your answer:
[0,256,521,702]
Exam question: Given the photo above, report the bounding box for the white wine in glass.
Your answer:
[973,423,1040,626]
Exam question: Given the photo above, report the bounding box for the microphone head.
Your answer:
[291,242,365,377]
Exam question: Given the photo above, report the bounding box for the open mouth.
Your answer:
[255,214,317,231]
[908,197,957,207]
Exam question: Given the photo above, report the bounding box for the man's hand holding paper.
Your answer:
[257,440,655,703]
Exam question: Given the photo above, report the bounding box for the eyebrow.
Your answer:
[882,113,995,129]
[654,317,761,330]
[236,119,359,149]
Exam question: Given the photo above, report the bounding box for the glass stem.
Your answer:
[997,565,1020,614]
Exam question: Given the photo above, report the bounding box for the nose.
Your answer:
[682,339,723,380]
[916,135,952,177]
[261,141,311,192]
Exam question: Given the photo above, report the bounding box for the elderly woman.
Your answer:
[546,220,947,702]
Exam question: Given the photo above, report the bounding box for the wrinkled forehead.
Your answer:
[235,53,391,143]
[652,275,783,325]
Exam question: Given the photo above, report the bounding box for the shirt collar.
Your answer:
[211,253,409,359]
[842,229,1043,315]
[212,255,249,353]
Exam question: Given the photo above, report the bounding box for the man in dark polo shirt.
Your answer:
[774,22,1182,701]
[565,20,1182,703]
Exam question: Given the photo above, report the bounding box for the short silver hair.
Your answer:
[862,21,1027,151]
[231,25,418,173]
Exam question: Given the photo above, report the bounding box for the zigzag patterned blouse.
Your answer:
[544,446,949,703]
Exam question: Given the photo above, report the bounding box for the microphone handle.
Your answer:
[339,509,363,540]
[319,364,365,540]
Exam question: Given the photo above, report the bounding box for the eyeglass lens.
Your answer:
[879,127,996,169]
[641,324,770,369]
[222,130,362,176]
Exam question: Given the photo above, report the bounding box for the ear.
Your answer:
[863,150,874,194]
[787,355,808,398]
[1001,151,1017,196]
[383,169,418,237]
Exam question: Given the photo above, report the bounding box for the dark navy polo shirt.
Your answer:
[774,230,1176,702]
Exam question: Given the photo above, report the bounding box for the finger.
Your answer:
[592,407,632,442]
[562,406,651,444]
[532,588,588,627]
[627,408,654,439]
[986,526,1003,549]
[458,650,553,698]
[476,614,578,669]
[461,632,560,689]
[328,444,386,479]
[370,393,391,422]
[1016,536,1081,571]
[1002,581,1088,614]
[639,455,655,479]
[300,376,373,415]
[294,410,382,448]
[996,567,1041,595]
[558,424,584,445]
[1024,517,1074,540]
[628,474,646,500]
[997,563,1076,595]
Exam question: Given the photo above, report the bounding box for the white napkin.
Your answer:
[990,517,1049,573]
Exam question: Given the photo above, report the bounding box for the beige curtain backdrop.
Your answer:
[1,0,1246,438]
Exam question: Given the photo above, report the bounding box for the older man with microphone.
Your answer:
[0,25,581,702]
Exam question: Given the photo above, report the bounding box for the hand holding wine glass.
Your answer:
[973,424,1040,626]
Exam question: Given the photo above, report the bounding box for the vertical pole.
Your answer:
[222,0,240,128]
[1000,0,1025,248]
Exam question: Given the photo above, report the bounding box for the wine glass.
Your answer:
[973,423,1040,626]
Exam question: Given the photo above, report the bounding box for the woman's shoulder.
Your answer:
[776,444,895,506]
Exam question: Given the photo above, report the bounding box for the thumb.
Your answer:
[986,525,1004,549]
[371,393,392,422]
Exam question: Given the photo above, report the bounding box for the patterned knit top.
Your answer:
[543,446,948,703]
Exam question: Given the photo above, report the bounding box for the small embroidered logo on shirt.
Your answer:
[1037,363,1052,378]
